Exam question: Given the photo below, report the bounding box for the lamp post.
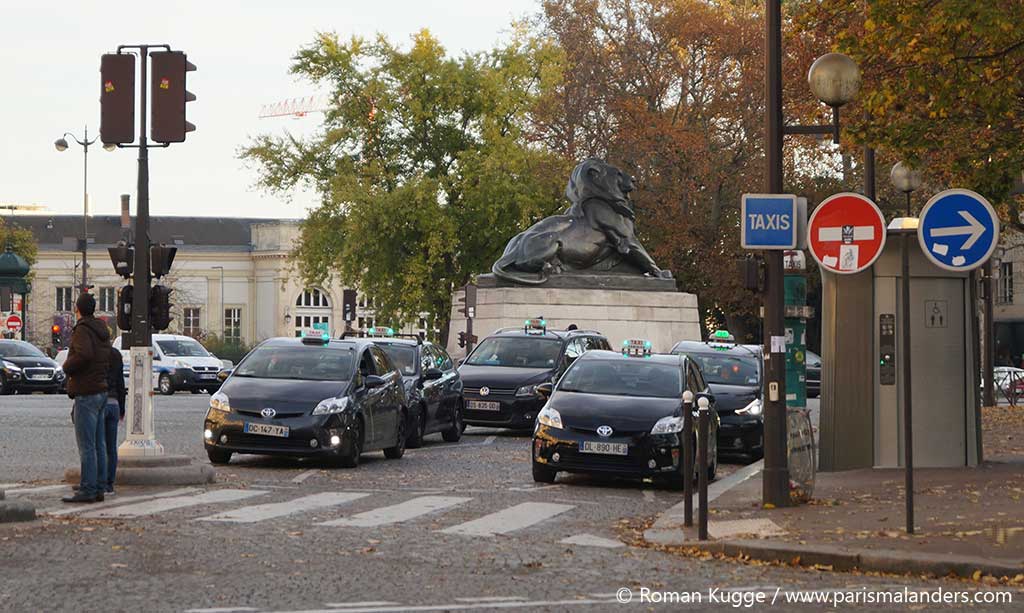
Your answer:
[211,266,224,336]
[764,2,861,506]
[890,161,923,534]
[55,126,115,293]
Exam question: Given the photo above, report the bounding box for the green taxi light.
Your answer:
[713,330,731,339]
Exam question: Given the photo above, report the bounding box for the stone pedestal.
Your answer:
[0,490,36,523]
[447,280,700,357]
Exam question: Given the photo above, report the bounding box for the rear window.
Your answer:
[234,344,355,382]
[688,354,759,386]
[558,359,682,399]
[464,337,561,369]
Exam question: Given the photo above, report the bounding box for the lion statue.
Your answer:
[490,158,672,285]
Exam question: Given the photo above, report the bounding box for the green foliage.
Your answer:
[242,30,572,329]
[201,333,252,365]
[0,220,39,268]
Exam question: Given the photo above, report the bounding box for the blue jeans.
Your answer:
[73,392,108,498]
[103,400,120,492]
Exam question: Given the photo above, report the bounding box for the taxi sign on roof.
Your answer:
[367,326,395,337]
[524,317,547,334]
[622,338,652,357]
[300,328,330,343]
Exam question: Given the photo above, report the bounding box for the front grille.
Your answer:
[24,368,54,380]
[228,432,317,450]
[464,386,516,396]
[236,409,306,419]
[192,366,219,373]
[553,446,648,471]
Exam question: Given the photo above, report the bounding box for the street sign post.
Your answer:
[741,194,798,249]
[807,192,887,275]
[918,189,999,272]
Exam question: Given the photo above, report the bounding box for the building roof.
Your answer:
[11,215,300,250]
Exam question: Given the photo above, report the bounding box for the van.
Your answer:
[113,334,226,395]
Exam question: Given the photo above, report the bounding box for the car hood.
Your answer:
[167,356,223,369]
[546,391,681,432]
[2,356,59,369]
[220,378,348,413]
[457,365,552,388]
[707,383,759,412]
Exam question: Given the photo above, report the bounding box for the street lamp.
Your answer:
[54,126,115,293]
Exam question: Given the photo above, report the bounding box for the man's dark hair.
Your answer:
[76,292,96,317]
[567,324,578,331]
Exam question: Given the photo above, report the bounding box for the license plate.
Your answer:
[199,374,216,379]
[30,375,50,381]
[467,400,500,411]
[580,440,628,456]
[243,423,290,438]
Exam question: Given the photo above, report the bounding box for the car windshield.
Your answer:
[558,359,682,398]
[378,344,417,376]
[234,344,355,381]
[464,337,562,368]
[0,341,45,358]
[689,354,759,386]
[157,339,209,357]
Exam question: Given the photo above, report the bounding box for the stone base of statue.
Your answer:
[446,273,700,357]
[0,489,36,523]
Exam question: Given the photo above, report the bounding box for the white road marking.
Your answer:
[454,596,525,602]
[197,492,369,523]
[481,435,496,445]
[4,484,69,495]
[84,489,267,518]
[440,502,574,536]
[184,608,260,613]
[322,603,399,609]
[321,496,470,527]
[0,483,19,489]
[264,598,614,613]
[506,484,559,492]
[559,533,624,548]
[291,469,319,483]
[47,488,201,516]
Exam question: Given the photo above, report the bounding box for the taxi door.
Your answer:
[355,349,378,447]
[369,346,401,447]
[418,345,446,429]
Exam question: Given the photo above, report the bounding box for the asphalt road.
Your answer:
[1,394,1013,612]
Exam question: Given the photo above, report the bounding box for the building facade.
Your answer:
[18,215,427,352]
[994,232,1024,367]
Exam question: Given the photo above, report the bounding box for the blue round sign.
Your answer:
[917,189,999,272]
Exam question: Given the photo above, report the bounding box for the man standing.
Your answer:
[103,346,127,496]
[62,293,112,503]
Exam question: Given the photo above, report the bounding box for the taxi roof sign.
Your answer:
[622,338,652,357]
[300,328,330,344]
[524,317,547,334]
[367,326,395,337]
[708,329,736,351]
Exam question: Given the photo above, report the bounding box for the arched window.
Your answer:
[293,288,332,336]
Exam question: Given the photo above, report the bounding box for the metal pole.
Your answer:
[863,147,876,199]
[682,390,694,527]
[762,0,790,507]
[697,396,710,540]
[82,125,89,292]
[901,191,914,534]
[132,47,151,348]
[983,260,995,407]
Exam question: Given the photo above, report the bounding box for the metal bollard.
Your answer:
[682,390,694,527]
[697,396,710,541]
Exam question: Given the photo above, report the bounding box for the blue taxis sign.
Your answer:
[741,194,798,249]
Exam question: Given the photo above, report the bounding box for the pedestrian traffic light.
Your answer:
[343,289,357,322]
[458,331,466,348]
[108,243,134,279]
[100,53,136,145]
[150,244,177,278]
[150,51,196,143]
[117,285,133,331]
[150,285,173,331]
[457,283,477,318]
[51,324,62,347]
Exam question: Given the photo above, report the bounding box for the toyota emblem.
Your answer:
[597,425,613,437]
[480,387,490,397]
[261,408,277,419]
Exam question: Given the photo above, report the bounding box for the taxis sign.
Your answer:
[622,338,652,357]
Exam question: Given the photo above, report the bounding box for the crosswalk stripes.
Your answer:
[196,492,370,523]
[320,495,471,527]
[47,487,201,517]
[440,502,575,536]
[82,489,268,518]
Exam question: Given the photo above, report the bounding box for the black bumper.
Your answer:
[6,371,64,393]
[532,423,681,478]
[463,394,543,429]
[173,369,221,391]
[203,410,356,458]
[717,412,763,455]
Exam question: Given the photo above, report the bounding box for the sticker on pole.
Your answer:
[807,192,887,275]
[917,189,999,272]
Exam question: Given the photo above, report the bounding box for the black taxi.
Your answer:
[457,319,611,429]
[363,327,465,447]
[531,340,719,489]
[203,330,408,468]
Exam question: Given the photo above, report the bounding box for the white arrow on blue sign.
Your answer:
[917,189,1000,272]
[741,194,798,249]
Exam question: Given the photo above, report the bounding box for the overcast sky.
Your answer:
[0,0,537,221]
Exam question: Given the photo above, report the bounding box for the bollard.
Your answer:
[682,390,694,527]
[697,396,710,541]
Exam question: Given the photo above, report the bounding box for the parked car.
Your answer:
[113,334,225,395]
[0,340,65,394]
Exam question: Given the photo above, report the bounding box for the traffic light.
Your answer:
[108,243,134,279]
[342,289,357,322]
[100,53,136,145]
[117,285,133,331]
[150,285,173,331]
[457,283,477,318]
[51,324,62,347]
[150,244,177,278]
[150,51,196,143]
[458,331,466,348]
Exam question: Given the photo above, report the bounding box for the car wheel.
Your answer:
[158,373,174,395]
[532,460,557,483]
[384,411,406,459]
[206,448,232,465]
[338,418,363,468]
[406,406,425,449]
[442,401,463,442]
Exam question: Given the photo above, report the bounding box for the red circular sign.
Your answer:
[5,314,22,332]
[807,192,887,275]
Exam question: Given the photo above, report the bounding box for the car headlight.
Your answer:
[2,361,21,372]
[537,405,563,429]
[312,397,350,416]
[736,398,763,416]
[209,391,230,413]
[651,415,683,434]
[174,359,188,369]
[516,384,541,398]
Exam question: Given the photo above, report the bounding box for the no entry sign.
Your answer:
[6,314,22,333]
[807,192,887,275]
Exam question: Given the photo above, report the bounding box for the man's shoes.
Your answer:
[62,493,98,503]
[95,492,104,502]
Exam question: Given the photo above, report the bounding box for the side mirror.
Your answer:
[422,368,444,381]
[217,369,232,382]
[363,374,386,389]
[536,382,554,398]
